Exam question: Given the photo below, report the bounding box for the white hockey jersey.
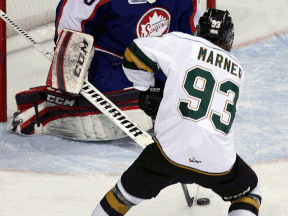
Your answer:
[123,32,245,174]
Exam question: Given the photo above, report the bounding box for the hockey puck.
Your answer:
[197,198,210,206]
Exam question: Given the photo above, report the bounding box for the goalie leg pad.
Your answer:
[47,29,95,94]
[7,86,152,141]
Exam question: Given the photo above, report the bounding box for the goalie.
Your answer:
[7,0,201,141]
[7,29,153,141]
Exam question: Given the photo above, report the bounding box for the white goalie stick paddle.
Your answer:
[0,9,202,207]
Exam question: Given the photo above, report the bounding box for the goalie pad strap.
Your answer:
[33,103,41,127]
[15,87,140,108]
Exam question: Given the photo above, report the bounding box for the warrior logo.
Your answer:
[136,8,171,38]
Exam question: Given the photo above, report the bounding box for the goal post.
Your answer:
[0,0,6,123]
[207,0,216,9]
[0,0,60,123]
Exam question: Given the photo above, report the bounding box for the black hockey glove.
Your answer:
[138,79,165,120]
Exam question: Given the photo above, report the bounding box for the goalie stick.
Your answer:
[0,9,207,207]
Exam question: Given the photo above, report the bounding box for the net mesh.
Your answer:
[6,0,59,38]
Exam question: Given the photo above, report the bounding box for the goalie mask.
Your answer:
[194,8,234,52]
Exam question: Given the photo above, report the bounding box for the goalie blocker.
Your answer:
[47,29,95,95]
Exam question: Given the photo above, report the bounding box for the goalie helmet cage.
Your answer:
[0,0,216,123]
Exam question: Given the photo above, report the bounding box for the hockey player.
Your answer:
[7,0,202,141]
[54,0,201,93]
[91,8,262,216]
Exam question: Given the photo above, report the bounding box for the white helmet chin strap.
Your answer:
[147,0,156,3]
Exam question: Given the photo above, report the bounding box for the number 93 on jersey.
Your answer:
[178,66,240,136]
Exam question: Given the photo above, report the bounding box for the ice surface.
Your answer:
[1,159,288,216]
[1,0,288,215]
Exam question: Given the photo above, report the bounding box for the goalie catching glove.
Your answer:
[138,79,165,120]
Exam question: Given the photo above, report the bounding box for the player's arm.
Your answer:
[54,0,109,43]
[122,34,179,90]
[122,41,158,91]
[122,34,179,118]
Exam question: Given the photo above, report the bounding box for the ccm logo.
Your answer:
[74,39,89,77]
[47,94,76,107]
[223,186,251,200]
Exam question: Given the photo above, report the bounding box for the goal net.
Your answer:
[0,0,60,122]
[6,0,59,38]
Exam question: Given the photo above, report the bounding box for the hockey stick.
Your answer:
[0,9,200,206]
[181,183,194,207]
